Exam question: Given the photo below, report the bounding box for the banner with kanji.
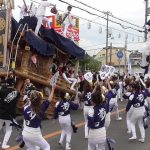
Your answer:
[43,14,80,42]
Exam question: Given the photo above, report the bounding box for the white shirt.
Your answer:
[119,81,123,89]
[36,1,52,16]
[20,4,29,19]
[62,10,73,25]
[30,4,37,16]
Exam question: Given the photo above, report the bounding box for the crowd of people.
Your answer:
[0,68,150,150]
[0,0,150,149]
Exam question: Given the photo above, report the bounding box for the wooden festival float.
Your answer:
[0,2,85,115]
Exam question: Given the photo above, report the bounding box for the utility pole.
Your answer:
[110,42,112,65]
[144,0,149,41]
[106,11,109,65]
[124,34,128,74]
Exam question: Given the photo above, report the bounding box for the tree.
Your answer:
[79,54,101,72]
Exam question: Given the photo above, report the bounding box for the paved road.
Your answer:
[1,101,150,150]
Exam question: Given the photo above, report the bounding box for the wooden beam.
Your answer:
[15,70,77,95]
[0,71,9,77]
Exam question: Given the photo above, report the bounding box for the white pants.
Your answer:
[0,119,12,147]
[145,97,150,109]
[88,128,106,150]
[126,106,133,133]
[130,107,145,139]
[109,97,120,119]
[35,16,50,35]
[62,73,77,90]
[58,115,72,145]
[105,112,111,130]
[118,88,123,100]
[63,23,70,37]
[68,78,77,90]
[83,106,93,138]
[88,137,106,150]
[22,130,50,150]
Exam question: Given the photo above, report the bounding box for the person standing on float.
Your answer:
[35,0,55,35]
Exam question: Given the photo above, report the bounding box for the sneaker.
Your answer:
[129,136,136,141]
[127,130,131,134]
[66,143,71,150]
[116,117,122,121]
[58,142,63,147]
[72,125,78,133]
[2,145,10,149]
[84,136,88,139]
[138,138,145,143]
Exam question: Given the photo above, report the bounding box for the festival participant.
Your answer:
[24,78,36,97]
[29,2,37,17]
[92,71,97,88]
[19,3,29,19]
[35,0,55,35]
[82,83,93,138]
[144,79,150,108]
[123,84,133,134]
[19,2,37,19]
[53,91,79,150]
[126,81,147,142]
[62,5,73,38]
[87,91,106,150]
[139,56,150,78]
[92,71,101,88]
[0,78,20,149]
[22,85,55,150]
[117,76,124,101]
[104,79,112,130]
[106,79,122,122]
[62,63,77,91]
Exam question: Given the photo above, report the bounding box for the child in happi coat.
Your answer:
[53,91,79,150]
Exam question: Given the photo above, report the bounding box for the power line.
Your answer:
[30,0,144,37]
[83,43,106,48]
[79,16,144,38]
[84,41,144,51]
[85,47,104,51]
[74,0,143,29]
[58,0,144,32]
[56,1,144,41]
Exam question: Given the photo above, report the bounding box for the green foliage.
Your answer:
[79,55,101,71]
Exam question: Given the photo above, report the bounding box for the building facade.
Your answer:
[94,47,143,74]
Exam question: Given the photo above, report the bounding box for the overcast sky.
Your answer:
[12,0,148,55]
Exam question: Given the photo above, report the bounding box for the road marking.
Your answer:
[7,108,125,150]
